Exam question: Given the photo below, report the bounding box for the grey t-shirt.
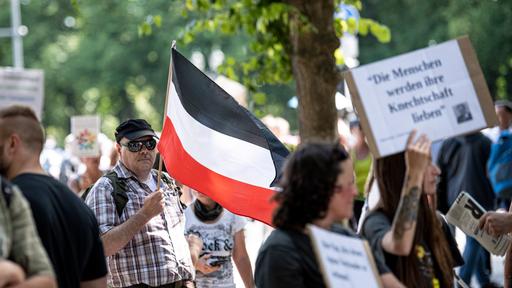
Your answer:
[361,210,463,286]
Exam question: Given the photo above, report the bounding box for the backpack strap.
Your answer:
[81,171,129,218]
[103,171,129,218]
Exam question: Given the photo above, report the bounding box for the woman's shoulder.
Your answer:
[364,209,390,223]
[361,209,392,237]
[260,229,303,251]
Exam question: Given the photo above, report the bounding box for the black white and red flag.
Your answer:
[157,48,289,225]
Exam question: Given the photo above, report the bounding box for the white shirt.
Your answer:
[185,206,246,288]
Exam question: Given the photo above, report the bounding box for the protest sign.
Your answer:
[0,68,44,119]
[446,192,511,256]
[308,225,382,288]
[345,36,496,158]
[71,115,100,157]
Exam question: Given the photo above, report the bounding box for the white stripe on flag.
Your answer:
[167,83,277,188]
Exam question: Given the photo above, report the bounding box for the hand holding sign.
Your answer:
[404,131,431,178]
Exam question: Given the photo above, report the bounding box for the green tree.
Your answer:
[174,0,390,141]
[359,0,512,101]
[0,1,239,142]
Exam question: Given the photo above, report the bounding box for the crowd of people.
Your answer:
[0,98,512,288]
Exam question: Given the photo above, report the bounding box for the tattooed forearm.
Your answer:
[392,186,421,239]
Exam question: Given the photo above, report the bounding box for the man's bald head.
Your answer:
[0,106,45,154]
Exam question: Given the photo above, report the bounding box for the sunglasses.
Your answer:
[121,138,157,152]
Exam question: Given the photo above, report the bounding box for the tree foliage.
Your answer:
[360,0,512,101]
[0,0,241,142]
[167,0,390,140]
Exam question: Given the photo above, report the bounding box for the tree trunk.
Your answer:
[286,0,341,142]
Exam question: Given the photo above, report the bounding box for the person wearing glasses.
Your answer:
[85,119,198,288]
[0,105,108,288]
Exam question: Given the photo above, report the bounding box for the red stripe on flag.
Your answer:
[158,116,277,226]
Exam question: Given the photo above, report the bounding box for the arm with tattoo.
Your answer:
[392,185,422,239]
[381,131,431,256]
[382,174,424,256]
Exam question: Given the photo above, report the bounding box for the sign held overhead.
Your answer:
[345,36,496,158]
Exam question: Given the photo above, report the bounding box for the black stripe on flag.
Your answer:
[171,48,289,185]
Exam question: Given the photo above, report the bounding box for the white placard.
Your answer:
[308,225,381,288]
[0,68,44,119]
[345,37,495,157]
[71,115,100,157]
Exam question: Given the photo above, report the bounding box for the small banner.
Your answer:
[71,115,100,157]
[0,68,44,119]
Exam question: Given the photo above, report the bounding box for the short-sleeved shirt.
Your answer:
[12,173,107,287]
[0,178,54,278]
[185,205,246,288]
[85,162,194,287]
[362,210,463,287]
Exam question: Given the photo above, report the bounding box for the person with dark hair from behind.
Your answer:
[0,176,56,288]
[361,131,460,288]
[254,141,402,288]
[0,105,108,288]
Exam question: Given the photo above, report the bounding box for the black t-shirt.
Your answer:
[13,173,107,288]
[255,226,372,288]
[255,229,326,288]
[436,133,494,213]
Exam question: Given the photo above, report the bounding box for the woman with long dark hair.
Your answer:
[362,132,456,288]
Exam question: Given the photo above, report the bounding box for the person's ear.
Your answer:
[8,134,21,152]
[116,143,122,154]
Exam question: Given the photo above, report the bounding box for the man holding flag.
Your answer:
[85,119,200,288]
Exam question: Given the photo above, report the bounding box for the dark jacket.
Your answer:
[436,132,495,213]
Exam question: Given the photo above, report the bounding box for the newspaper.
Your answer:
[446,191,511,256]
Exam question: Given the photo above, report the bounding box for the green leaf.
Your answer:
[153,15,162,27]
[138,22,152,37]
[253,92,267,105]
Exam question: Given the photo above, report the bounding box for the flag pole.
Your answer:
[157,40,177,191]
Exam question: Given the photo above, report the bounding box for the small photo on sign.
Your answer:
[453,102,473,124]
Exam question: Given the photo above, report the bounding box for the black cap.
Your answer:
[115,119,157,143]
